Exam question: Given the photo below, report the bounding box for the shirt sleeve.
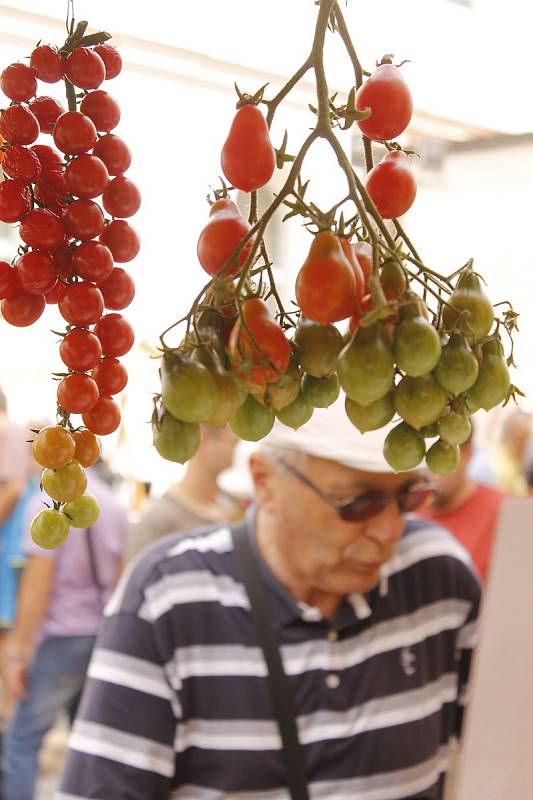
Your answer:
[57,599,179,798]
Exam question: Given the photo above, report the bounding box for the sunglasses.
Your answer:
[278,459,436,522]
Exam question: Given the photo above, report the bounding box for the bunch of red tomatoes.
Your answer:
[155,58,511,479]
[0,32,139,548]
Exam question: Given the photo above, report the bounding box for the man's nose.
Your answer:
[362,500,404,546]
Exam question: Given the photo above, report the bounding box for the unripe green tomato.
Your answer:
[31,509,70,550]
[276,394,313,430]
[205,371,242,427]
[345,393,394,433]
[338,325,395,406]
[293,319,344,378]
[434,336,479,396]
[437,412,472,446]
[42,461,87,503]
[392,317,441,377]
[394,374,448,430]
[229,395,275,441]
[301,372,340,408]
[63,492,100,528]
[467,343,510,411]
[383,422,426,472]
[426,439,460,476]
[153,412,201,463]
[266,358,301,411]
[162,359,219,423]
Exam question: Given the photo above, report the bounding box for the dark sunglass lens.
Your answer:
[400,488,435,512]
[339,492,388,522]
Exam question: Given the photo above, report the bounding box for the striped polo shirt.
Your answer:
[58,514,481,800]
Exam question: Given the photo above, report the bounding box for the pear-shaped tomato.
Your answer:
[339,237,366,297]
[229,395,275,441]
[426,439,460,477]
[221,104,276,192]
[228,297,290,386]
[153,411,200,463]
[197,198,252,277]
[296,231,356,324]
[276,393,313,430]
[366,150,416,219]
[392,303,441,377]
[301,372,340,409]
[383,422,425,472]
[338,323,395,406]
[434,334,479,396]
[438,412,472,446]
[466,339,510,410]
[394,374,448,430]
[380,258,407,300]
[442,267,494,343]
[293,318,343,378]
[345,393,394,433]
[161,353,219,423]
[356,63,413,142]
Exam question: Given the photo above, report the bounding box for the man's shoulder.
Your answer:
[106,523,237,617]
[389,516,481,597]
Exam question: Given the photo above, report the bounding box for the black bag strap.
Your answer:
[86,526,105,612]
[231,522,310,800]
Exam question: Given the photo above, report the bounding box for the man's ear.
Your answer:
[248,452,279,512]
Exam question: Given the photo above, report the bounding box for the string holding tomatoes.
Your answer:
[0,18,140,549]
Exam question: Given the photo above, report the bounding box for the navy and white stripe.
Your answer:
[57,516,480,800]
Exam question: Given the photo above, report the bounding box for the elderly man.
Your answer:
[57,401,480,800]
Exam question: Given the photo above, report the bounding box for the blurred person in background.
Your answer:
[418,431,510,583]
[490,408,531,495]
[0,465,128,800]
[58,402,480,800]
[0,389,33,737]
[126,425,240,561]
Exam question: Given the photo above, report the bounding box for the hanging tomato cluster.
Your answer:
[154,2,519,478]
[0,20,140,548]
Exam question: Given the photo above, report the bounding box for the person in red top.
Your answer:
[418,434,509,583]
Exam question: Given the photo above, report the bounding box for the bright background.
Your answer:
[0,0,531,488]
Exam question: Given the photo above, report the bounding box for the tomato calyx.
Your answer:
[233,81,269,110]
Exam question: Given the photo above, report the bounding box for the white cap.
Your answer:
[262,395,397,473]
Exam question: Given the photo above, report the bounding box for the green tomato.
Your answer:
[293,319,344,378]
[394,374,448,430]
[63,493,100,528]
[161,356,219,423]
[41,461,87,503]
[345,393,394,433]
[205,371,242,427]
[301,372,340,409]
[31,509,70,550]
[426,439,460,476]
[229,396,275,441]
[276,393,313,430]
[338,323,395,406]
[438,412,472,446]
[392,317,441,377]
[467,340,510,411]
[434,334,479,396]
[153,412,201,463]
[383,422,426,472]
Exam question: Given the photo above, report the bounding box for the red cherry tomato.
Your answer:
[44,280,67,305]
[197,198,252,277]
[58,282,104,326]
[60,328,103,372]
[92,357,128,395]
[82,395,121,435]
[94,313,134,357]
[97,267,135,310]
[30,45,65,83]
[1,289,45,326]
[15,250,57,294]
[1,145,42,183]
[102,176,141,218]
[0,179,32,223]
[221,104,276,192]
[63,200,105,240]
[0,63,37,102]
[0,261,20,299]
[19,209,65,251]
[80,90,120,132]
[295,231,356,324]
[92,134,131,176]
[356,63,413,142]
[31,144,63,172]
[34,171,69,214]
[0,105,39,145]
[365,150,417,219]
[93,44,122,80]
[99,220,140,262]
[29,96,65,134]
[53,111,97,155]
[65,48,105,90]
[228,297,290,386]
[72,241,114,283]
[57,372,99,414]
[64,154,109,199]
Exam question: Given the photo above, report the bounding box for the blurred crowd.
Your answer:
[0,381,532,797]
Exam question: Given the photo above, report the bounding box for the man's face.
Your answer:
[252,452,419,597]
